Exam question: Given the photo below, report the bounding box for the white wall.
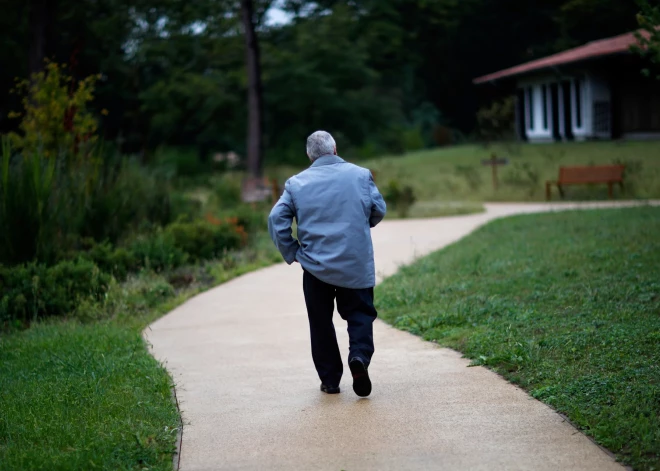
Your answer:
[571,76,588,139]
[518,73,612,142]
[519,76,554,142]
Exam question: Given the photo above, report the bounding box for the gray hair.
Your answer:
[306,131,336,161]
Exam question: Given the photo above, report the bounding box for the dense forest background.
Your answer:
[0,0,644,164]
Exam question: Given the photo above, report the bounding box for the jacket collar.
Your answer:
[311,154,345,167]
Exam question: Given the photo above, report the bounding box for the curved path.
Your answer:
[146,202,656,470]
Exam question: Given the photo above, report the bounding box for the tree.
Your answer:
[28,0,57,75]
[241,0,265,179]
[633,0,660,79]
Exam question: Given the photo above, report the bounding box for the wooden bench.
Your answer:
[546,165,625,200]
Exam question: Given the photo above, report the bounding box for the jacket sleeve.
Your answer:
[268,185,300,264]
[368,173,387,228]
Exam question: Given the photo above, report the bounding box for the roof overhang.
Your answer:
[473,30,648,85]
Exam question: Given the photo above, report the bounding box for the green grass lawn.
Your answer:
[0,322,179,470]
[376,206,660,470]
[402,200,485,219]
[0,233,281,470]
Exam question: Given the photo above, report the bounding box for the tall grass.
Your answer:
[0,137,172,266]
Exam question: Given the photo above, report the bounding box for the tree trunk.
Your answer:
[241,0,264,179]
[28,0,55,75]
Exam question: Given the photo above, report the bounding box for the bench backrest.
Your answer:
[558,165,625,184]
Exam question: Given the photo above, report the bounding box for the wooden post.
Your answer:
[481,154,509,192]
[491,154,498,191]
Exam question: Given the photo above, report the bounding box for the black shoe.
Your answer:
[320,383,340,394]
[349,357,372,397]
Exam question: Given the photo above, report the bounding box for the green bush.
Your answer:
[85,242,139,281]
[154,147,210,177]
[476,96,515,142]
[0,139,174,266]
[210,174,242,208]
[1,64,173,266]
[0,259,111,325]
[382,180,417,218]
[401,127,425,152]
[226,205,268,233]
[1,137,85,265]
[127,231,188,272]
[83,159,173,244]
[170,192,203,220]
[163,219,244,262]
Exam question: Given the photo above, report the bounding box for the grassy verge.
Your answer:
[0,233,281,470]
[363,141,660,202]
[386,201,485,219]
[376,207,660,470]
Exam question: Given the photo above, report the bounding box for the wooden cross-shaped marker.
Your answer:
[481,153,509,191]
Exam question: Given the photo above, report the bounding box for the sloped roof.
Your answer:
[474,31,646,84]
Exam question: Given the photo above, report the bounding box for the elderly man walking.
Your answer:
[268,131,387,397]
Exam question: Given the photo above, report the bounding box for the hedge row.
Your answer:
[1,218,248,325]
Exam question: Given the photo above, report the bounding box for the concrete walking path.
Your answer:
[146,201,656,470]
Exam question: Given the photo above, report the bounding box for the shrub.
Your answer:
[164,219,245,262]
[225,204,268,233]
[0,136,87,264]
[82,158,173,244]
[128,231,188,272]
[0,259,111,325]
[210,174,242,208]
[8,61,98,159]
[432,125,454,147]
[0,139,174,265]
[476,96,515,143]
[154,147,210,177]
[170,192,203,221]
[1,64,174,266]
[401,127,425,152]
[85,242,139,281]
[382,180,417,218]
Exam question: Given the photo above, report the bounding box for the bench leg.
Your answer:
[558,185,565,199]
[545,182,551,201]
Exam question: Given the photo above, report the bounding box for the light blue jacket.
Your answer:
[268,155,387,289]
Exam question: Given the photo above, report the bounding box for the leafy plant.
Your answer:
[632,0,660,79]
[8,61,99,159]
[382,179,417,218]
[476,96,515,143]
[127,231,188,273]
[0,259,111,325]
[164,219,245,262]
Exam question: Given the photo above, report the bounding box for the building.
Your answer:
[474,31,660,142]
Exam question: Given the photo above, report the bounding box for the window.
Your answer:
[593,101,611,134]
[527,87,534,130]
[574,79,582,128]
[541,84,548,130]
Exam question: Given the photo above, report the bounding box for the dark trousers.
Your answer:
[302,270,377,387]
